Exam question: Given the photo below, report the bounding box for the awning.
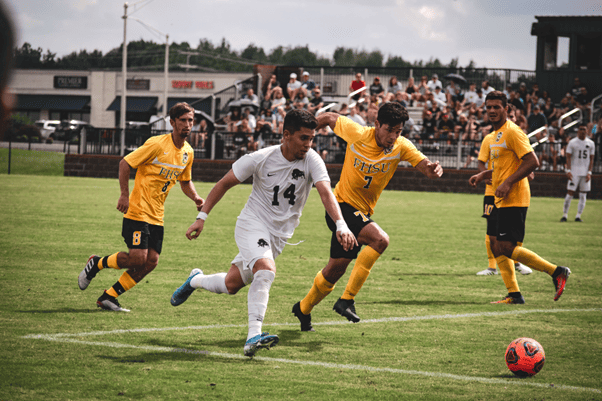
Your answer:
[107,96,158,112]
[160,97,211,115]
[16,94,90,110]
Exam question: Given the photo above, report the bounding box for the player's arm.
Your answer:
[414,157,443,179]
[180,180,205,211]
[565,151,573,181]
[117,158,131,214]
[586,150,594,182]
[314,181,358,251]
[469,168,493,187]
[495,151,539,199]
[186,170,241,240]
[316,112,339,131]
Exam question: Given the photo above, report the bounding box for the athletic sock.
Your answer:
[495,255,519,293]
[562,194,572,218]
[341,246,381,301]
[299,270,335,315]
[191,272,228,294]
[247,270,275,341]
[106,271,137,298]
[511,246,557,275]
[576,193,587,218]
[98,253,120,270]
[485,235,496,269]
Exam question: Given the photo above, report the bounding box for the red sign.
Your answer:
[172,80,193,89]
[172,80,214,89]
[195,81,214,89]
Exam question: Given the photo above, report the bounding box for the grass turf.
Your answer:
[0,174,600,400]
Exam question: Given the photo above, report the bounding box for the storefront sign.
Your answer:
[127,79,150,90]
[172,80,214,89]
[54,76,87,89]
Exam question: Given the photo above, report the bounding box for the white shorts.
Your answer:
[231,216,287,285]
[567,176,591,192]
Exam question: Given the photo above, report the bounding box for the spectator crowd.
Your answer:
[205,71,601,170]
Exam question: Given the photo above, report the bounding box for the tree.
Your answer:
[14,43,43,68]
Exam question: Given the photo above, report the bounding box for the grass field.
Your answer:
[1,174,601,401]
[0,148,65,176]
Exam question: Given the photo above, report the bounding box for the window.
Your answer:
[576,34,601,70]
[543,36,570,70]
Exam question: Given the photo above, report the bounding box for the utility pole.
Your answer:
[120,2,128,156]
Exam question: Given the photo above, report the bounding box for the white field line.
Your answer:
[22,308,601,339]
[21,308,602,394]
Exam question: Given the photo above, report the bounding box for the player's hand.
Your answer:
[567,171,574,181]
[336,230,358,252]
[427,160,443,178]
[194,196,205,211]
[495,181,512,199]
[528,172,535,181]
[116,195,129,214]
[469,173,481,187]
[586,173,591,182]
[186,219,205,240]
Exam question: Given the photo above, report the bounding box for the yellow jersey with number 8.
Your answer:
[124,133,193,225]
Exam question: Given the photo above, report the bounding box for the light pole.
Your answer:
[120,2,128,156]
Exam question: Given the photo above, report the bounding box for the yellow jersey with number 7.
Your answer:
[332,116,425,215]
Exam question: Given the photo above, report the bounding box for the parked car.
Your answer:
[34,120,61,140]
[52,120,90,141]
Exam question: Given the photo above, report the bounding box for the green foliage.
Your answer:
[0,175,600,400]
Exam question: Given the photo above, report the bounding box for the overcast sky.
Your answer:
[5,0,602,71]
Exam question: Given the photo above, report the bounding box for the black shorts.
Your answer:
[495,207,528,244]
[122,217,164,254]
[326,202,374,259]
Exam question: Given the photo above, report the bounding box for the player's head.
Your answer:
[485,91,508,127]
[169,102,195,138]
[0,0,15,134]
[374,102,408,150]
[282,109,317,160]
[577,122,588,139]
[169,102,195,121]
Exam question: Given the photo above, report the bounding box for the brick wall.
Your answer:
[64,154,602,199]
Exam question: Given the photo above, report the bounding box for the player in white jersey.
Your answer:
[170,109,357,357]
[561,123,595,222]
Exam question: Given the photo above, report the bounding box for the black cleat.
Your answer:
[575,217,583,222]
[552,266,571,301]
[79,255,100,290]
[292,302,315,332]
[97,291,130,312]
[333,297,360,323]
[560,217,567,222]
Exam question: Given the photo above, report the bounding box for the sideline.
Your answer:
[22,308,602,394]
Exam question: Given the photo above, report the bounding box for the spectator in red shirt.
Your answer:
[349,72,366,100]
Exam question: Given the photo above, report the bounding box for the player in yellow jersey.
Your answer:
[469,91,570,304]
[78,103,205,311]
[292,102,443,330]
[476,104,532,276]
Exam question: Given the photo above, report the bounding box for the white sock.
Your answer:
[191,273,229,294]
[562,194,572,218]
[247,270,275,340]
[576,193,587,218]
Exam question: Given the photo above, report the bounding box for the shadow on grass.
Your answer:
[364,299,483,306]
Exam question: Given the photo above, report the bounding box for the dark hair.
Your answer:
[283,108,317,134]
[485,91,508,107]
[578,122,587,128]
[169,102,195,120]
[507,103,516,113]
[0,0,15,127]
[377,102,409,127]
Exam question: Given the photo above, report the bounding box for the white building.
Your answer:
[9,69,251,127]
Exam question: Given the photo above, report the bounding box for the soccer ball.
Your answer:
[505,337,545,377]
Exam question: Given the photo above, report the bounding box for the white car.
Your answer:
[34,120,61,139]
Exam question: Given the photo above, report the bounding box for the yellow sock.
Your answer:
[98,253,120,270]
[511,246,556,275]
[341,246,381,301]
[300,271,335,315]
[485,236,496,269]
[106,271,137,298]
[496,255,520,293]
